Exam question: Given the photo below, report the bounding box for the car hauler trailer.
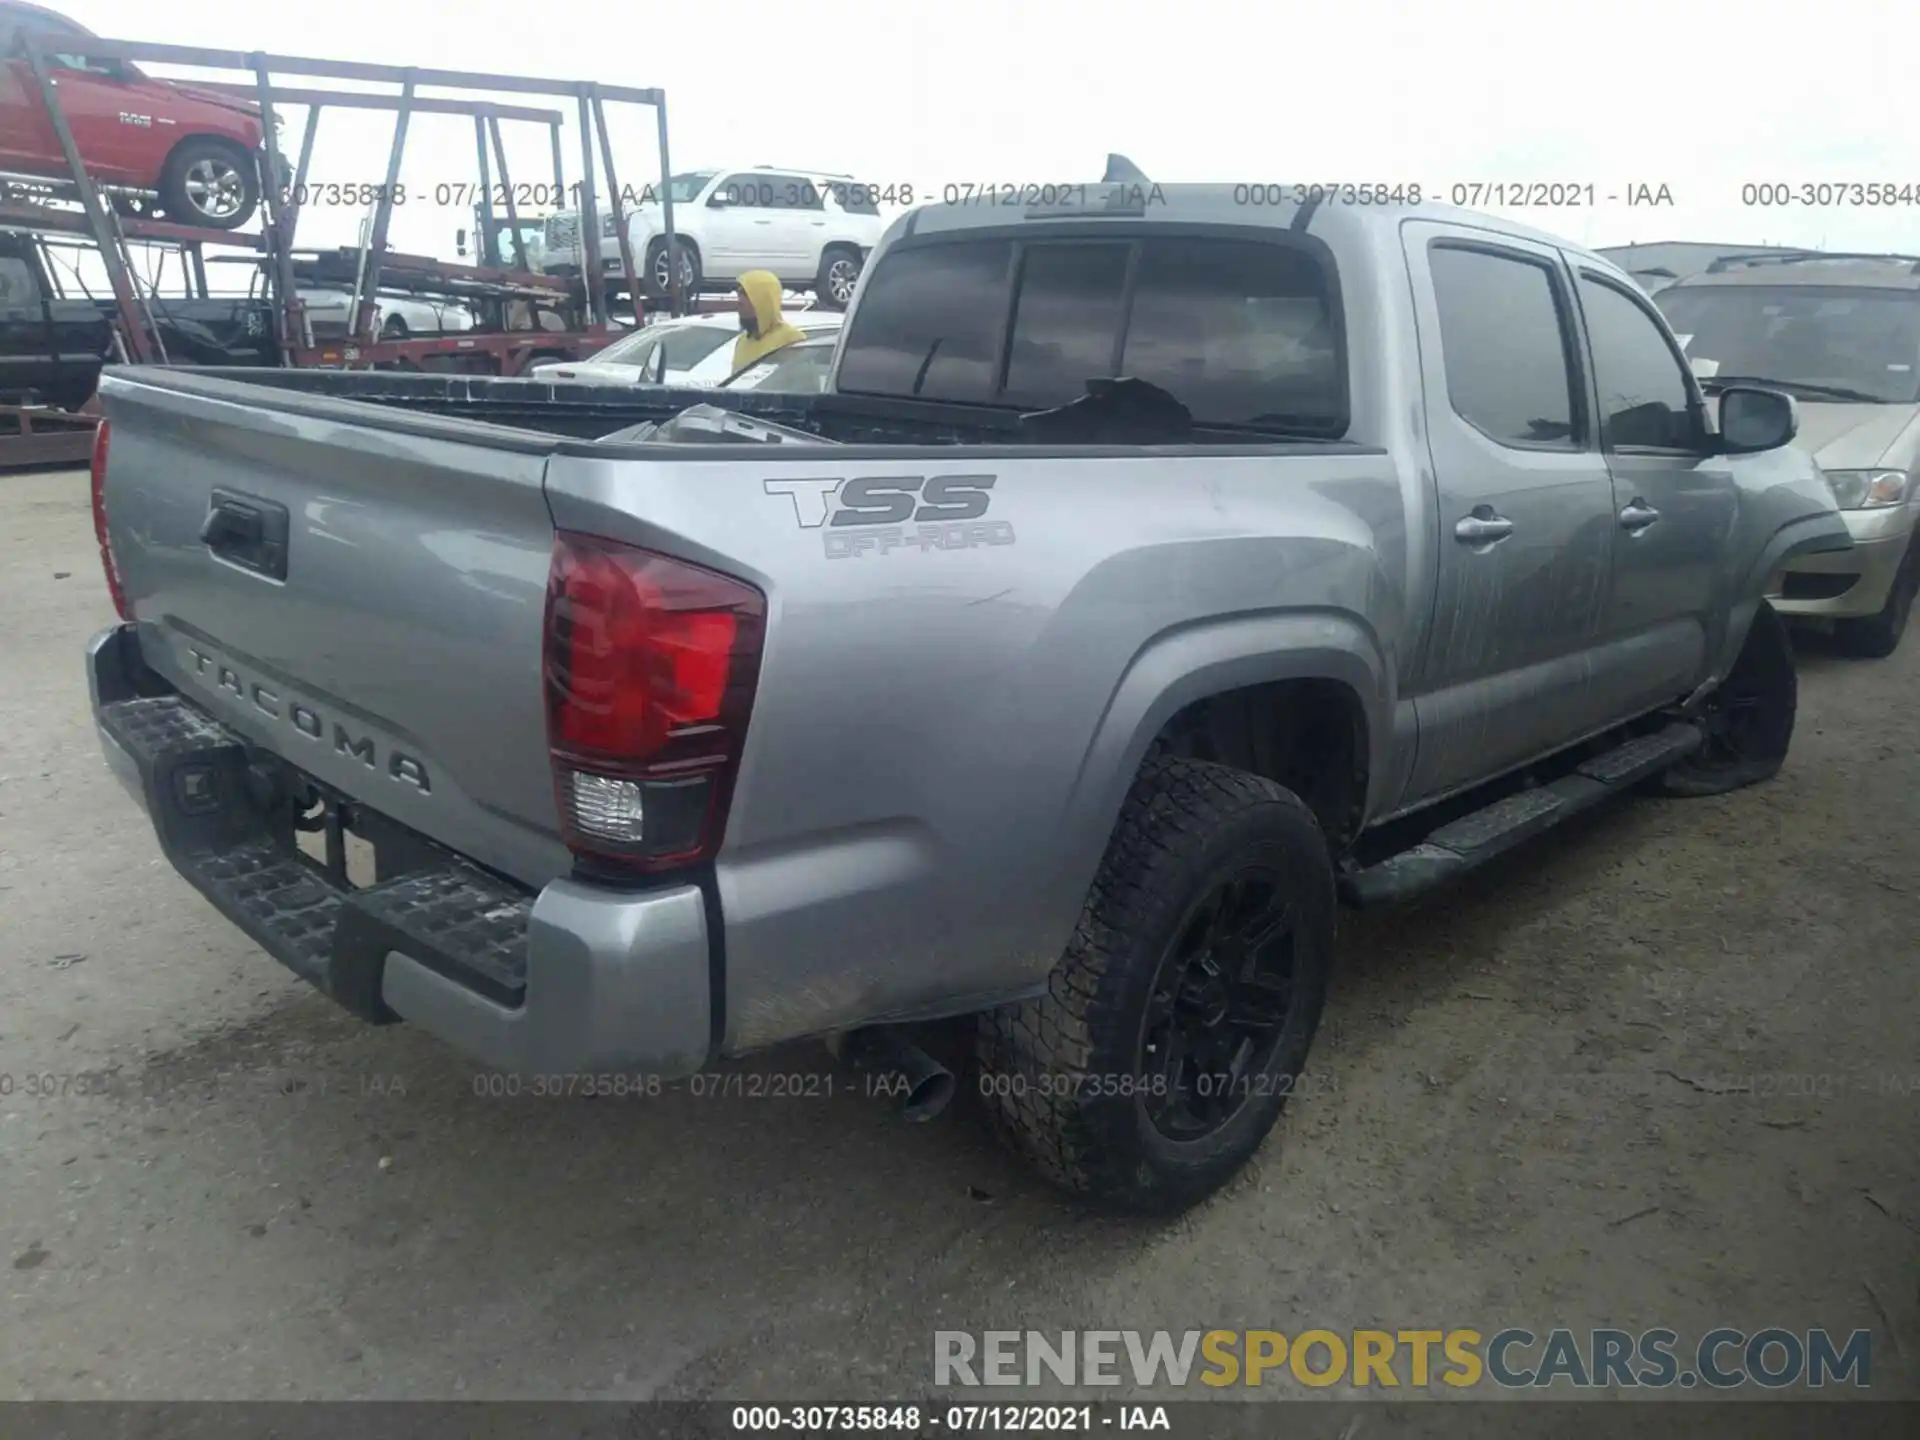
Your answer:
[1,22,679,464]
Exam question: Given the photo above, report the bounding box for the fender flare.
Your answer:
[1712,510,1853,679]
[1050,609,1391,899]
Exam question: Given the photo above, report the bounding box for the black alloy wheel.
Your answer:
[1140,869,1298,1141]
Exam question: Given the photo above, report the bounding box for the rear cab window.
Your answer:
[836,239,1013,403]
[835,229,1348,437]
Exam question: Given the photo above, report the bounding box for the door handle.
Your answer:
[1619,500,1662,533]
[201,488,289,581]
[1454,509,1515,544]
[754,219,773,226]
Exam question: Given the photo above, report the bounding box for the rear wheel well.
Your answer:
[1147,680,1368,852]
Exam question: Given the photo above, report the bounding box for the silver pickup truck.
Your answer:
[84,188,1848,1214]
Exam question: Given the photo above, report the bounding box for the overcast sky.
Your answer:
[56,0,1920,269]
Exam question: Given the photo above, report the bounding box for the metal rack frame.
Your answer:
[0,402,99,467]
[9,30,680,373]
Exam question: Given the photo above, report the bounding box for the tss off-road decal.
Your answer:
[764,475,1015,558]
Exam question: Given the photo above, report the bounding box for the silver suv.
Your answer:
[1656,253,1920,656]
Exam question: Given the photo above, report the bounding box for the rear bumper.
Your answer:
[87,624,714,1078]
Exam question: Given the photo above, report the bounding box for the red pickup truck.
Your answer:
[0,1,271,230]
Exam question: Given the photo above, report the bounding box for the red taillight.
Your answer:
[543,531,765,873]
[89,419,132,621]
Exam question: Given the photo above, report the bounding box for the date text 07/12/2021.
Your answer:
[269,177,1687,212]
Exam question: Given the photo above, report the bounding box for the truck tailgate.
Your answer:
[96,369,570,888]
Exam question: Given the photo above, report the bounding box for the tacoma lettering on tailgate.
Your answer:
[186,646,432,793]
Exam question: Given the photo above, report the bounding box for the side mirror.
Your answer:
[1717,385,1798,455]
[706,191,731,209]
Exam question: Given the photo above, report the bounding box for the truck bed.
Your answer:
[135,365,1365,449]
[124,364,1018,444]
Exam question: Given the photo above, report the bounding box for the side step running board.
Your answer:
[1340,722,1703,908]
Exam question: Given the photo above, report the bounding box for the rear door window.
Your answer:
[1428,243,1582,447]
[836,239,1013,402]
[760,173,824,211]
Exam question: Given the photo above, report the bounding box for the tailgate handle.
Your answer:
[200,489,289,581]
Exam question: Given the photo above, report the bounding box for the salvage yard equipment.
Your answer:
[4,16,683,384]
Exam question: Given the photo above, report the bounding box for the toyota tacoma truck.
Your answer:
[84,186,1848,1214]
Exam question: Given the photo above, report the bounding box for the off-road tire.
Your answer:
[1659,600,1797,797]
[815,245,863,311]
[1833,539,1919,659]
[157,137,259,231]
[976,758,1336,1215]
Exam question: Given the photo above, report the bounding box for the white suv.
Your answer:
[541,168,887,311]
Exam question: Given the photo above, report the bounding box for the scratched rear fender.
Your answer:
[542,443,1404,1050]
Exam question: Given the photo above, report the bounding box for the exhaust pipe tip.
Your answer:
[899,1066,957,1125]
[835,1026,957,1124]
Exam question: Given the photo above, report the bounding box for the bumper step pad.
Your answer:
[100,695,532,1018]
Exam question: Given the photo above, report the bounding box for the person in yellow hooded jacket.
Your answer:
[729,270,807,374]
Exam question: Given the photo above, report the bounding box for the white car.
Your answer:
[299,288,475,341]
[530,310,843,388]
[719,333,838,394]
[541,168,886,310]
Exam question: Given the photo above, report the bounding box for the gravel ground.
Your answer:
[2,464,1916,1403]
